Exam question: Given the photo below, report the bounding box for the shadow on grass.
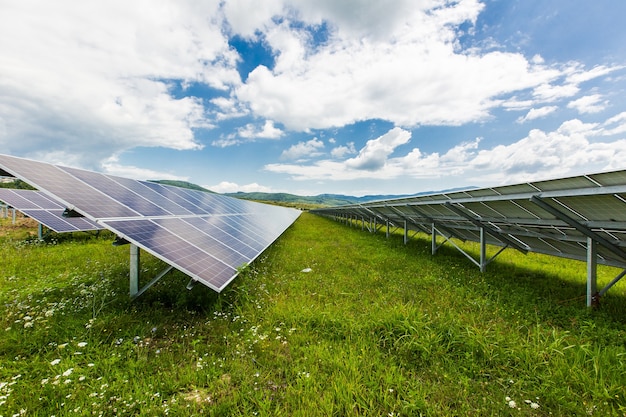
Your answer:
[397,233,626,327]
[332,217,624,318]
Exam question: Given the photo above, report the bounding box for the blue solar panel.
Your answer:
[0,153,301,293]
[60,166,170,217]
[0,189,103,232]
[108,176,195,216]
[141,181,209,214]
[153,218,252,266]
[0,156,137,219]
[103,218,239,290]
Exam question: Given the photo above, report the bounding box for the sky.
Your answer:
[1,0,626,197]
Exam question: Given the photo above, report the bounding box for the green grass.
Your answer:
[1,213,625,416]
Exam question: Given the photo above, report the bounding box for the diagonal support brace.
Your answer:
[444,202,528,253]
[530,195,626,263]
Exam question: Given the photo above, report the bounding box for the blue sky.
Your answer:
[1,0,626,196]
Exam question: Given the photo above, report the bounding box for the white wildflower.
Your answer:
[77,342,87,347]
[62,368,73,377]
[50,359,61,366]
[508,400,517,408]
[530,402,540,409]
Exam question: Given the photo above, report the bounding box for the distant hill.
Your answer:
[147,179,473,208]
[225,187,474,207]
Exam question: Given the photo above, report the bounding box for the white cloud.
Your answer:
[345,128,411,170]
[101,156,189,181]
[264,117,626,184]
[566,64,621,85]
[517,106,558,123]
[599,112,626,136]
[234,0,579,131]
[222,0,284,38]
[532,83,579,102]
[281,138,325,160]
[0,0,239,165]
[331,142,356,158]
[568,94,607,114]
[208,181,275,193]
[238,120,284,139]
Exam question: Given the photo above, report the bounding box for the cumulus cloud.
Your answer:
[517,106,558,123]
[264,118,626,184]
[281,138,325,160]
[331,142,356,158]
[101,156,189,181]
[0,0,238,166]
[568,94,607,114]
[1,0,623,192]
[231,0,625,131]
[238,120,284,139]
[345,128,411,170]
[208,181,275,193]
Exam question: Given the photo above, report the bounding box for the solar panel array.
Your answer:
[312,171,626,305]
[312,171,626,268]
[0,188,103,232]
[0,154,301,292]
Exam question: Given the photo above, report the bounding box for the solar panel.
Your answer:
[0,153,301,294]
[0,189,103,232]
[312,169,626,306]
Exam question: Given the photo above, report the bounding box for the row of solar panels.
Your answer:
[0,154,301,292]
[311,170,626,269]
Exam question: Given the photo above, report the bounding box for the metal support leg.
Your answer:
[386,219,390,238]
[38,224,43,240]
[587,237,598,307]
[404,221,408,245]
[12,208,16,224]
[432,223,437,255]
[130,244,140,297]
[480,227,487,272]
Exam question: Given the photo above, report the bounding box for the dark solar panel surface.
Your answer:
[0,153,301,292]
[0,189,103,232]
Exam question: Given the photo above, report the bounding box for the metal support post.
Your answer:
[480,227,487,272]
[130,244,140,297]
[386,219,390,238]
[12,208,16,224]
[587,237,598,307]
[404,220,408,245]
[432,223,437,255]
[38,224,43,240]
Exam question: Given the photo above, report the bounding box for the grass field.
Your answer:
[1,212,625,416]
